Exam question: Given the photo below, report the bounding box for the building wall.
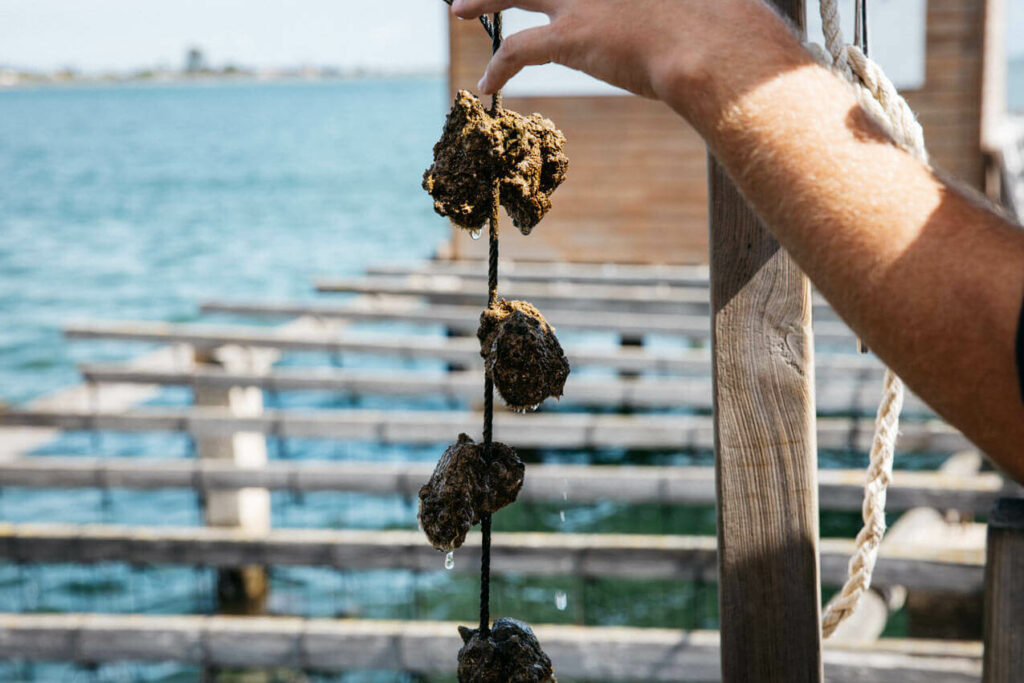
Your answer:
[444,0,987,264]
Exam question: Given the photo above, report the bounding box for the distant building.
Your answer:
[184,48,206,75]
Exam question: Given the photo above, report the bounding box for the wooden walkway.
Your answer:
[0,259,1005,678]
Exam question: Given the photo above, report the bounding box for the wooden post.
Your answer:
[193,345,274,616]
[708,1,822,679]
[982,497,1024,682]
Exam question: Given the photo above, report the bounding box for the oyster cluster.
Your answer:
[458,618,557,683]
[423,90,569,235]
[420,87,569,683]
[478,299,570,411]
[418,434,524,552]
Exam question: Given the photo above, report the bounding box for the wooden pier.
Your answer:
[0,257,1019,680]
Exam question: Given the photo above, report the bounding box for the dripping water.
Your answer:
[470,229,482,240]
[445,551,455,570]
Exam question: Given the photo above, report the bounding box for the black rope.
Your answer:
[478,9,502,638]
[855,0,869,57]
[442,0,495,39]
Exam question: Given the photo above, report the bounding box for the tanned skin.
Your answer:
[450,0,1024,482]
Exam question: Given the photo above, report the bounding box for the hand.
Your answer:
[449,0,786,103]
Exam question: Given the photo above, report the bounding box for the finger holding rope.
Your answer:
[478,25,559,94]
[451,0,558,19]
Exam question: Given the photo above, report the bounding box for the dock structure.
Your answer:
[0,256,1015,679]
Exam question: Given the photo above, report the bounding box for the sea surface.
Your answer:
[0,68,1021,680]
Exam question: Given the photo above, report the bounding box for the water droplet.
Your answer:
[445,551,455,570]
[562,478,568,501]
[559,510,566,523]
[555,591,568,611]
[470,229,482,241]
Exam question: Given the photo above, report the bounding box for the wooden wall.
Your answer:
[443,0,989,265]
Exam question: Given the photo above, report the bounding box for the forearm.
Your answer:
[451,0,1024,479]
[659,7,1024,479]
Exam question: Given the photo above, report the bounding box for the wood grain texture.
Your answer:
[709,2,822,679]
[982,497,1024,682]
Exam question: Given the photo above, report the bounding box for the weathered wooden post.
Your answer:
[708,1,823,679]
[193,345,274,615]
[982,497,1024,682]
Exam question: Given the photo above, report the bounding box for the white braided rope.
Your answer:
[815,0,926,639]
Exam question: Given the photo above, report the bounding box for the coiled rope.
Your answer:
[815,0,925,639]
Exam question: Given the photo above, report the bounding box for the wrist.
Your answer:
[650,0,814,140]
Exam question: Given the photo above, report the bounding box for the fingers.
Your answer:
[478,25,557,94]
[451,0,556,20]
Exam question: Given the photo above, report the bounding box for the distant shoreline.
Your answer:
[0,71,444,93]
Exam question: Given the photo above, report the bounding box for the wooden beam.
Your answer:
[63,320,886,378]
[313,275,839,317]
[198,299,859,344]
[366,260,712,287]
[0,407,971,453]
[0,614,983,681]
[77,363,935,416]
[982,497,1024,682]
[708,1,821,678]
[0,522,985,591]
[0,457,1013,514]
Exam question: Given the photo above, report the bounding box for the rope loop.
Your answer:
[815,0,919,640]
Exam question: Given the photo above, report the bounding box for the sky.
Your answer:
[0,0,1021,74]
[0,1,450,72]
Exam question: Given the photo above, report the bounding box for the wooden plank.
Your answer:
[312,275,839,317]
[199,298,859,345]
[0,407,971,453]
[0,457,1013,514]
[63,320,886,378]
[982,497,1024,682]
[0,523,985,591]
[0,614,983,681]
[708,2,821,679]
[77,364,935,416]
[365,260,711,287]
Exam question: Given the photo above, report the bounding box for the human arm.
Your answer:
[451,0,1024,481]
